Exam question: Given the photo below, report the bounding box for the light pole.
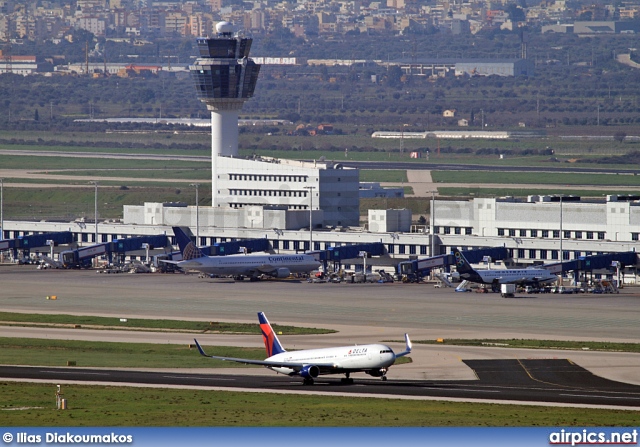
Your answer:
[304,186,315,251]
[273,228,283,253]
[430,191,435,257]
[88,181,98,243]
[559,196,563,285]
[190,183,200,244]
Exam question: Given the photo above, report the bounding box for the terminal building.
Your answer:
[1,22,640,279]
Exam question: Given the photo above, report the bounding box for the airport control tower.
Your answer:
[190,22,261,207]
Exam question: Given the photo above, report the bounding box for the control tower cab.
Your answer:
[190,23,261,207]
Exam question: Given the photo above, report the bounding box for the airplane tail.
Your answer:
[172,226,204,260]
[258,312,286,357]
[453,251,476,275]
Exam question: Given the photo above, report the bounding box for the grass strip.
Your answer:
[0,312,334,335]
[1,382,638,426]
[359,170,408,183]
[0,338,264,368]
[414,339,640,353]
[437,187,640,197]
[431,170,640,186]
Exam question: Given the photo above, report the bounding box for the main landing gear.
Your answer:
[341,373,354,384]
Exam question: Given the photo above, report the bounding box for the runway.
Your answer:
[2,359,640,409]
[1,265,640,408]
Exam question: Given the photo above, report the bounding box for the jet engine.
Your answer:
[366,368,387,377]
[299,365,319,379]
[275,267,291,278]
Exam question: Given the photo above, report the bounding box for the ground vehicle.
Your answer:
[501,284,516,298]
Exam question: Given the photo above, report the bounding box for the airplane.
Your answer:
[453,250,557,292]
[194,312,412,385]
[171,227,321,280]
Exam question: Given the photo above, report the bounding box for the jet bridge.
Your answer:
[327,243,387,273]
[544,251,638,285]
[60,235,172,268]
[0,231,74,262]
[398,247,509,280]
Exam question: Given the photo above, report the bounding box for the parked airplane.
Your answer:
[453,250,557,291]
[194,312,412,384]
[171,227,320,280]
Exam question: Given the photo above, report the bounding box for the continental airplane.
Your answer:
[454,250,557,291]
[171,227,320,280]
[194,312,412,385]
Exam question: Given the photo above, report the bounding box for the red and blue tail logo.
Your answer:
[258,312,286,357]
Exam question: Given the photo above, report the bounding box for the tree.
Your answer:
[384,66,403,88]
[614,131,626,143]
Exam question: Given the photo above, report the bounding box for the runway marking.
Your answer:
[162,375,235,381]
[42,371,109,376]
[561,393,640,400]
[425,387,500,393]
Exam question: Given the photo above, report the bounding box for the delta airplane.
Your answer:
[171,227,320,280]
[194,312,412,384]
[454,250,557,291]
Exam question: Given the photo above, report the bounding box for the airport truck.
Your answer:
[500,284,516,298]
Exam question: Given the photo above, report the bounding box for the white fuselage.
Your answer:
[472,268,556,285]
[177,253,320,276]
[266,344,396,375]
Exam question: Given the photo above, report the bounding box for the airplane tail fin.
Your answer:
[258,312,286,357]
[453,251,476,275]
[172,226,204,260]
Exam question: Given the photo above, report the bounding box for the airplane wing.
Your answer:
[193,339,337,370]
[395,333,412,358]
